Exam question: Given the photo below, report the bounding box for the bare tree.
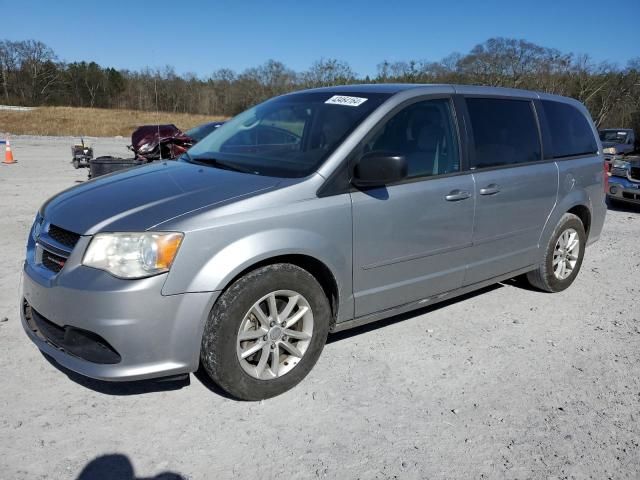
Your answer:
[14,40,59,104]
[0,40,20,102]
[0,37,638,128]
[302,58,356,87]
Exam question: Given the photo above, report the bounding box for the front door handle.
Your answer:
[479,184,500,195]
[444,189,471,201]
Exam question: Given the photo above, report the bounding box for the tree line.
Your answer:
[1,37,639,129]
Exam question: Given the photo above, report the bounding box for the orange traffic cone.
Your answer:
[3,139,15,164]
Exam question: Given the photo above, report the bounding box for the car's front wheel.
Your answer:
[200,263,331,400]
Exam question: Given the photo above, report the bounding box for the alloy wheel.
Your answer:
[236,290,314,380]
[553,228,580,280]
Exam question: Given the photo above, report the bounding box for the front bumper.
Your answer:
[607,176,640,204]
[21,260,218,381]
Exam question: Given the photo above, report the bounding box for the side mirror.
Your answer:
[352,151,407,187]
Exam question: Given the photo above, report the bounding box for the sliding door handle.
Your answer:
[444,190,471,201]
[479,184,500,195]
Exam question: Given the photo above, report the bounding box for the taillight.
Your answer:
[603,160,609,193]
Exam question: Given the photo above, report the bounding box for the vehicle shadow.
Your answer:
[327,283,502,343]
[193,365,243,400]
[197,284,511,396]
[499,275,541,292]
[76,453,185,479]
[41,352,190,396]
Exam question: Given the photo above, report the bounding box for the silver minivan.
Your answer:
[21,84,606,399]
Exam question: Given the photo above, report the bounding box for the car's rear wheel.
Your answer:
[525,213,586,292]
[200,263,331,400]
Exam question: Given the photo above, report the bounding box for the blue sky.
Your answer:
[1,0,638,77]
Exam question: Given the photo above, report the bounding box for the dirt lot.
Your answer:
[1,135,639,479]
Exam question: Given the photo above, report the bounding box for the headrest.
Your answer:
[409,107,442,138]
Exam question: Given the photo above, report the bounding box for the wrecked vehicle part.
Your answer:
[71,139,93,169]
[129,124,194,162]
[89,156,143,179]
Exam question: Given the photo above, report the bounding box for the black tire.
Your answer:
[525,213,586,292]
[201,263,331,400]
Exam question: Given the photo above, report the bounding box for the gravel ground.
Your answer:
[1,135,639,480]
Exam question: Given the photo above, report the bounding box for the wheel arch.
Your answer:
[540,185,593,250]
[566,204,591,236]
[220,253,340,328]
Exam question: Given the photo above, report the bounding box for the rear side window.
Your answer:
[466,98,541,168]
[541,100,598,158]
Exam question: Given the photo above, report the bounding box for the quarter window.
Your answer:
[466,98,541,168]
[363,98,460,178]
[541,100,598,158]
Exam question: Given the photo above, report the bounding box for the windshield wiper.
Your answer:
[184,153,259,174]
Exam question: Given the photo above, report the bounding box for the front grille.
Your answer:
[48,224,80,248]
[42,250,67,273]
[622,192,640,200]
[630,167,640,181]
[37,224,79,274]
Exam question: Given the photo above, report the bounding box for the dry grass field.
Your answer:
[0,106,226,137]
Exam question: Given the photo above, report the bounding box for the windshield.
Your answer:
[185,91,391,177]
[185,122,224,142]
[599,130,629,142]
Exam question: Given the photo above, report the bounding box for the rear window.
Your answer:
[466,98,541,169]
[541,100,598,158]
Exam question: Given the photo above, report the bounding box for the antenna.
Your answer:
[151,46,162,162]
[154,74,162,161]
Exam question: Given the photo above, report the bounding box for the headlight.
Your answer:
[83,232,183,279]
[612,159,630,170]
[603,147,617,154]
[138,143,154,153]
[32,214,43,241]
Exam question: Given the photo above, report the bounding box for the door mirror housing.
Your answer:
[352,151,407,187]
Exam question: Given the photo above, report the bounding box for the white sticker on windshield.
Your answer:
[325,95,368,107]
[618,131,627,135]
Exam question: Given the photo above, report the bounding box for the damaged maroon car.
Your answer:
[86,122,224,178]
[129,124,193,161]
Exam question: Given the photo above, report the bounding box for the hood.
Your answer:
[41,161,281,234]
[601,141,621,148]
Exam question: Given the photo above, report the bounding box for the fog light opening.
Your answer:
[609,186,619,195]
